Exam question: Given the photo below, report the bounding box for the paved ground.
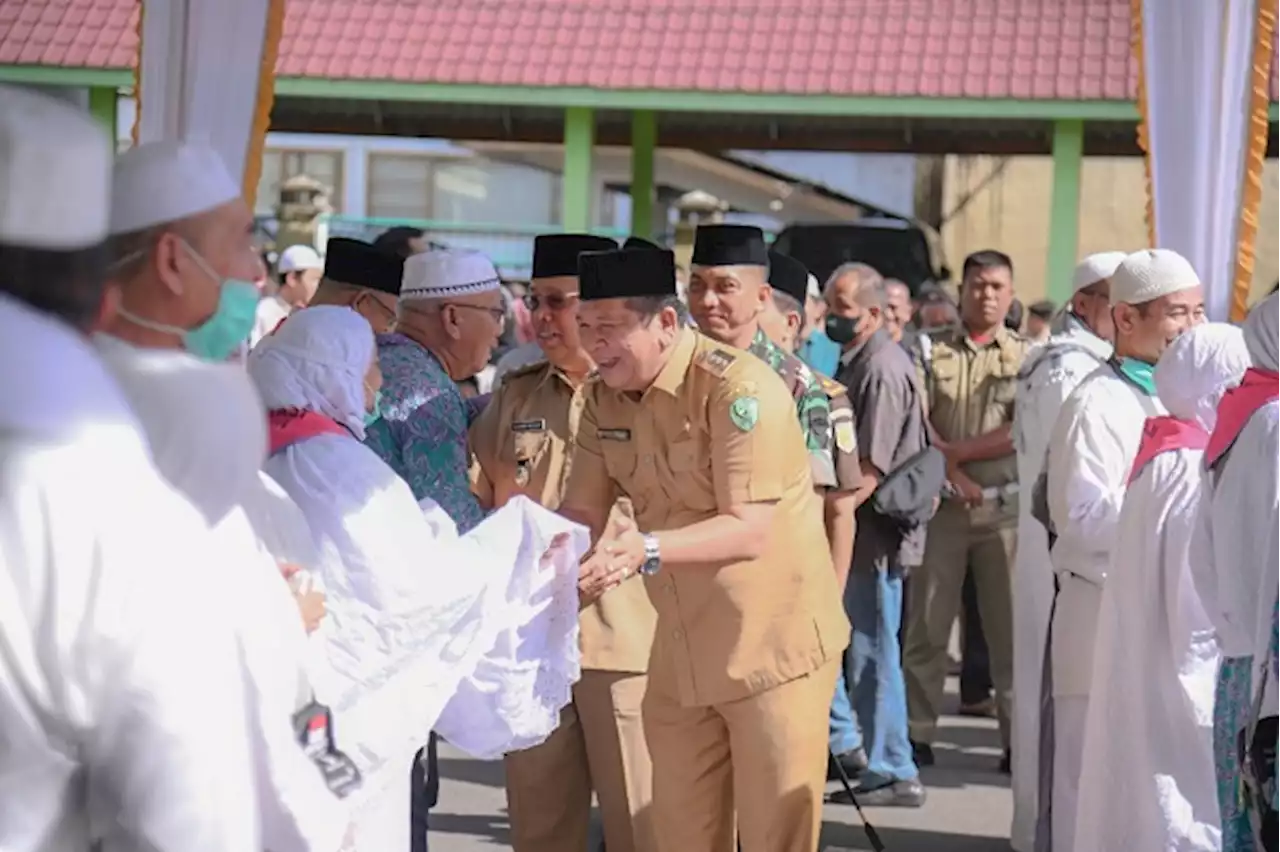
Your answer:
[428,676,1013,852]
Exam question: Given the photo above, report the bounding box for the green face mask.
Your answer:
[363,387,383,427]
[1118,357,1157,395]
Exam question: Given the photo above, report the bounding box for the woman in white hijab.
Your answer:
[1192,293,1280,852]
[1074,323,1251,852]
[247,306,590,849]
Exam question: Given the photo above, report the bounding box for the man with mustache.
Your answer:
[1041,248,1205,852]
[904,250,1029,775]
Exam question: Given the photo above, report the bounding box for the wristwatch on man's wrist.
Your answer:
[638,533,662,576]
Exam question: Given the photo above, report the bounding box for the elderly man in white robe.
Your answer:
[1192,292,1280,852]
[96,139,349,851]
[0,85,259,852]
[1010,250,1124,850]
[246,305,590,849]
[1041,248,1206,852]
[1074,322,1251,852]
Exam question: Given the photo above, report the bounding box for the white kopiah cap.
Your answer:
[277,244,323,273]
[1071,251,1127,294]
[0,85,111,250]
[110,139,241,235]
[400,248,501,301]
[1109,249,1201,306]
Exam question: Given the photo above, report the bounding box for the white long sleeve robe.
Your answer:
[1009,317,1111,851]
[1045,366,1164,697]
[248,305,589,850]
[1073,446,1222,852]
[0,295,258,851]
[95,334,348,852]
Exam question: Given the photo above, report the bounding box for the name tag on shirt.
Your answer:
[511,419,547,433]
[599,428,632,441]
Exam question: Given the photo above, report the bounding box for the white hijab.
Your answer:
[1155,322,1252,431]
[247,305,373,441]
[247,306,589,848]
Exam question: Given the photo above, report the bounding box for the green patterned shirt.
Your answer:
[748,327,836,487]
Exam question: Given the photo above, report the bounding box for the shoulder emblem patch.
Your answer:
[728,396,759,432]
[834,417,857,454]
[697,348,738,377]
[817,374,847,398]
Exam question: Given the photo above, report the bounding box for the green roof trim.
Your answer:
[3,63,1277,122]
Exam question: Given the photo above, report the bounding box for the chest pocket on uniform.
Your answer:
[598,432,638,482]
[510,429,549,466]
[987,354,1021,408]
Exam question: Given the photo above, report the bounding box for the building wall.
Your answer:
[940,154,1280,308]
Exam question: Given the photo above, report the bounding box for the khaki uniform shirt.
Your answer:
[468,360,656,673]
[918,325,1030,489]
[561,330,850,707]
[816,373,861,492]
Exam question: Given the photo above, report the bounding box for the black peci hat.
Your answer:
[323,237,405,295]
[578,248,678,301]
[691,224,768,267]
[767,250,810,305]
[531,233,619,279]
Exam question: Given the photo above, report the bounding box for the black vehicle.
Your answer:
[772,219,949,294]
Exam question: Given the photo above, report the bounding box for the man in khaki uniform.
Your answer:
[469,233,659,852]
[562,247,850,852]
[904,250,1030,770]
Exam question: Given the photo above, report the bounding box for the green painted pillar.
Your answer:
[87,87,117,149]
[1045,118,1084,305]
[562,106,595,231]
[630,110,657,238]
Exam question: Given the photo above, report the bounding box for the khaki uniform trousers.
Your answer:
[504,670,656,852]
[642,659,838,852]
[904,500,1016,746]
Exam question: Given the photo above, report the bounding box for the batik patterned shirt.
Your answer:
[363,332,486,533]
[747,327,836,487]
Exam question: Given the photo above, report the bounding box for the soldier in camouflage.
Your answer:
[686,223,836,489]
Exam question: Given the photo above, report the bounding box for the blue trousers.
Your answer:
[828,562,918,785]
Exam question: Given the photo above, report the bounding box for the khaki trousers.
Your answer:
[904,501,1016,746]
[504,670,656,852]
[643,659,838,852]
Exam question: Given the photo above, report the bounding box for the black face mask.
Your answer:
[825,313,859,345]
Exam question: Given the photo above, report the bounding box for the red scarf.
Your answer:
[267,409,348,455]
[1128,416,1209,485]
[1204,367,1280,467]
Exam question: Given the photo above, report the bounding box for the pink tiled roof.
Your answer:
[1,0,1276,102]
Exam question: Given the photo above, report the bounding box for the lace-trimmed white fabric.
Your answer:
[247,306,589,847]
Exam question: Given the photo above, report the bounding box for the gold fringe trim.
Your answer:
[1230,0,1277,322]
[129,1,143,145]
[242,0,286,207]
[1131,0,1156,248]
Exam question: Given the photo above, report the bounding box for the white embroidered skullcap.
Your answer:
[1109,248,1201,307]
[277,244,323,273]
[110,139,241,235]
[400,248,501,301]
[0,85,111,250]
[1071,251,1127,294]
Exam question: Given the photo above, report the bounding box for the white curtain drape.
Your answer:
[133,0,282,204]
[1136,0,1274,322]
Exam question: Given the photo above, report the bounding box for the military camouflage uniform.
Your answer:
[748,327,836,487]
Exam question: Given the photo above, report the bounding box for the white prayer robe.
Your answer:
[1192,297,1280,671]
[1009,314,1111,851]
[248,305,589,850]
[1044,363,1164,852]
[0,295,258,851]
[94,334,348,852]
[1074,322,1251,852]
